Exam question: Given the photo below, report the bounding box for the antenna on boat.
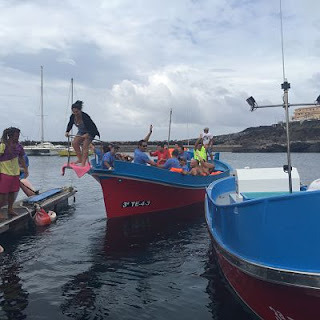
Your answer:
[40,66,44,144]
[68,78,74,166]
[71,78,74,104]
[246,0,320,193]
[168,108,172,146]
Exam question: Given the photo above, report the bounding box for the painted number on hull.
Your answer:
[122,201,151,208]
[269,307,295,320]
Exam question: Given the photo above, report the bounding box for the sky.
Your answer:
[0,0,320,142]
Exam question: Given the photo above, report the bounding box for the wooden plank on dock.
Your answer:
[0,187,76,236]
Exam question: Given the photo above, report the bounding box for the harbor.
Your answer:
[1,0,320,319]
[0,153,319,319]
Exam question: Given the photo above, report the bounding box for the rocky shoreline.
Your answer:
[213,120,320,153]
[22,120,320,153]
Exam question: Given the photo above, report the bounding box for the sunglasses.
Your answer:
[142,144,148,147]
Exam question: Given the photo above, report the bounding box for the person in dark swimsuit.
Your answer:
[65,100,100,166]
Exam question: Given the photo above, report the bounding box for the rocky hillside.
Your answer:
[213,120,320,152]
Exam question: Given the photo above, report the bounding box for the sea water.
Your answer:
[1,152,319,320]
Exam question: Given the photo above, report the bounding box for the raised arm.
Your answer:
[143,124,153,142]
[194,134,203,149]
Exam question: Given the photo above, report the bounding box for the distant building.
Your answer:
[292,106,320,121]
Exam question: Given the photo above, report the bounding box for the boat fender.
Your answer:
[48,210,57,222]
[34,207,52,226]
[170,168,183,173]
[307,178,320,191]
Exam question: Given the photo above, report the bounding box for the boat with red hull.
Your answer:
[89,158,231,219]
[205,169,320,320]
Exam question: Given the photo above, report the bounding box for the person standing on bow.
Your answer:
[65,100,100,167]
[0,127,28,217]
[201,127,214,161]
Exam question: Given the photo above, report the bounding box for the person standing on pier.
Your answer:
[0,127,28,217]
[65,100,100,167]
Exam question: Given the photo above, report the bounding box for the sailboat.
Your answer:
[24,66,63,156]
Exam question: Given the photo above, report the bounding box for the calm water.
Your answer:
[1,153,320,320]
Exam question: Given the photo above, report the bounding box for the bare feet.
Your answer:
[75,163,85,167]
[8,210,19,217]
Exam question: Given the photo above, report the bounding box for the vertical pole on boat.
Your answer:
[168,108,172,147]
[40,66,44,144]
[279,0,292,193]
[71,78,74,104]
[67,135,71,166]
[69,78,74,156]
[282,80,292,193]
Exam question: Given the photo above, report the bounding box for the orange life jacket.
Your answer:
[170,167,183,173]
[210,170,222,175]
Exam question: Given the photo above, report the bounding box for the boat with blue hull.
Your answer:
[89,158,231,219]
[205,167,320,320]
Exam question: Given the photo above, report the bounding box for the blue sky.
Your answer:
[0,0,320,141]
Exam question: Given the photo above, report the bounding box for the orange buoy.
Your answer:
[34,207,52,226]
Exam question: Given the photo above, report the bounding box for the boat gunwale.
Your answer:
[89,159,232,189]
[206,176,320,209]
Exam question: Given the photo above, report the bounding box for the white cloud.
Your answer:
[0,0,320,141]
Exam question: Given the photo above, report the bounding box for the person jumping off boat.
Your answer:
[65,100,100,167]
[0,127,28,218]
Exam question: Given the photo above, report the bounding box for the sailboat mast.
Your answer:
[168,108,172,146]
[71,78,74,104]
[40,66,44,143]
